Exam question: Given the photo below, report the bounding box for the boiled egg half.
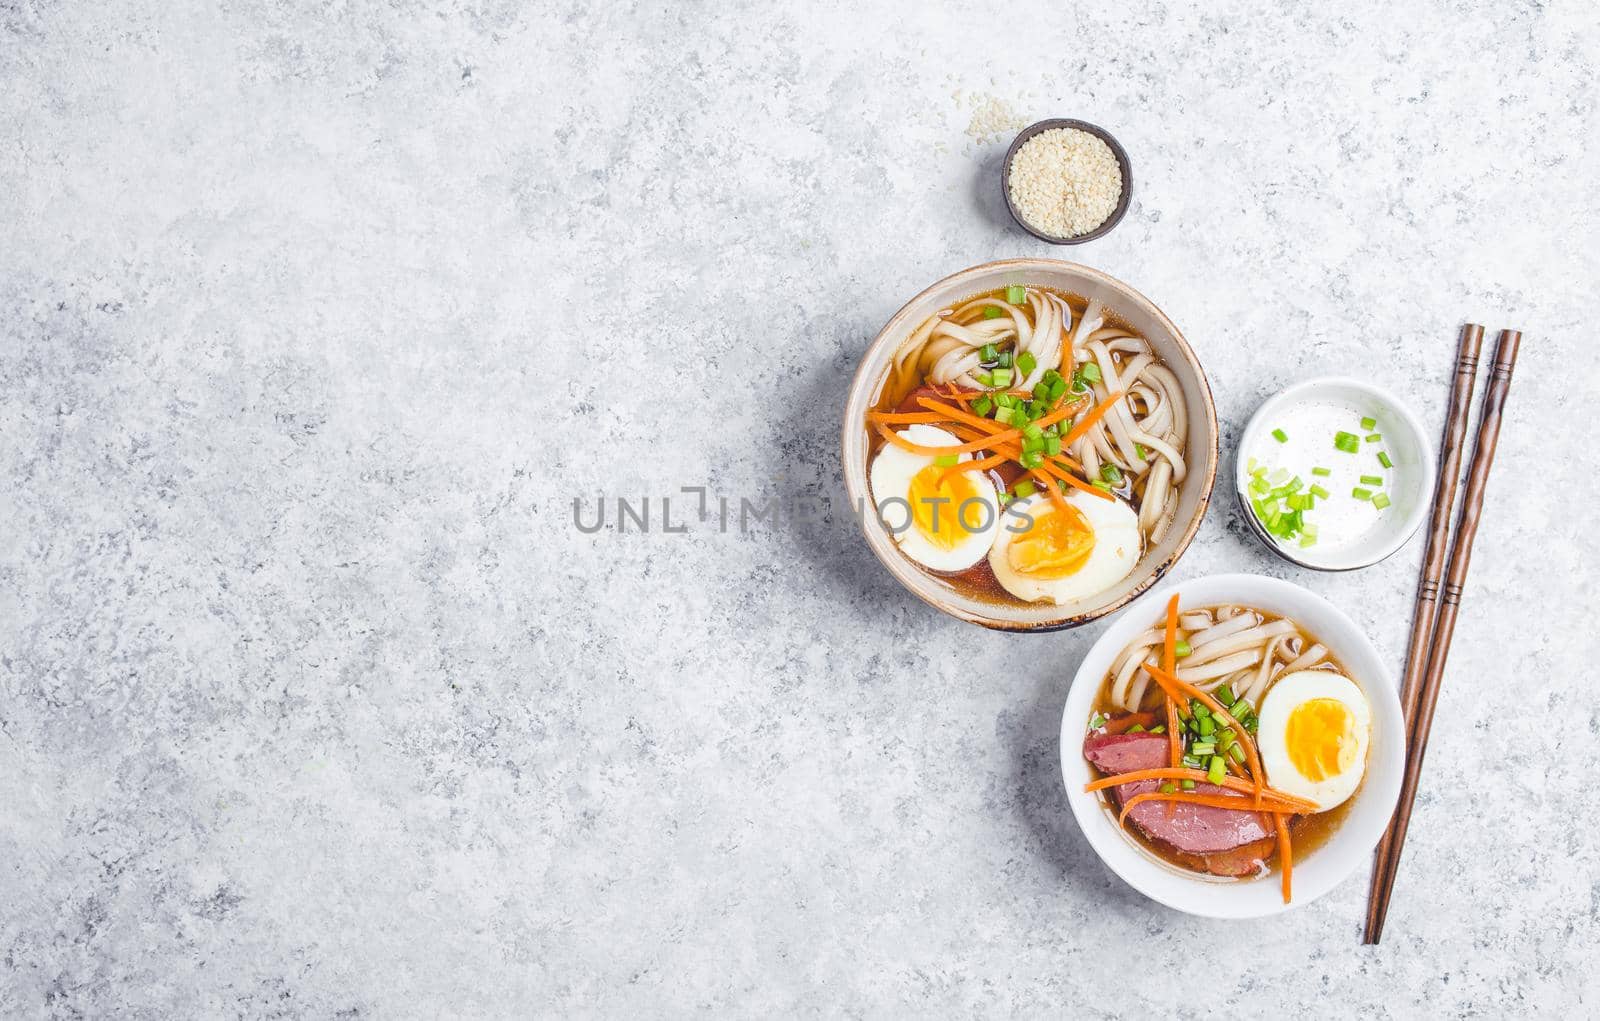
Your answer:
[987,490,1141,603]
[1257,670,1371,811]
[869,424,1001,572]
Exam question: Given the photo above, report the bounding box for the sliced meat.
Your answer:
[1110,779,1272,855]
[1083,726,1274,872]
[1082,731,1168,776]
[1173,836,1277,878]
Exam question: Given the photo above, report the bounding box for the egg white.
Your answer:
[869,424,1001,572]
[987,490,1141,604]
[1257,670,1372,811]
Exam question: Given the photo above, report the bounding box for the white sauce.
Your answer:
[1245,399,1394,555]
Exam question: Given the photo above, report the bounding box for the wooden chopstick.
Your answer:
[1361,323,1483,942]
[1363,328,1522,944]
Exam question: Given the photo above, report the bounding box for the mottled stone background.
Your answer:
[1,1,1594,1016]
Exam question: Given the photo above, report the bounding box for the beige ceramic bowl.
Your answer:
[841,259,1218,631]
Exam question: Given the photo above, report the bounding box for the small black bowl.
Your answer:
[1001,118,1132,245]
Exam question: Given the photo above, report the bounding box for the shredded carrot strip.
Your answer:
[1142,661,1266,808]
[1058,390,1128,449]
[1117,791,1284,828]
[939,452,1007,486]
[1017,468,1063,510]
[873,422,1022,458]
[1162,595,1180,769]
[915,395,1084,438]
[1100,712,1158,735]
[1275,813,1293,904]
[937,389,1034,402]
[1082,769,1317,811]
[941,425,1108,502]
[866,411,954,425]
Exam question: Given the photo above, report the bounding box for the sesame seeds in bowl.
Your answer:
[1003,119,1132,245]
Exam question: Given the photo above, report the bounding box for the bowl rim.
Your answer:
[840,258,1218,631]
[1233,376,1436,572]
[1057,572,1406,918]
[1001,118,1133,245]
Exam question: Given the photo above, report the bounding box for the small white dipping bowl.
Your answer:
[1235,377,1434,571]
[1058,573,1404,919]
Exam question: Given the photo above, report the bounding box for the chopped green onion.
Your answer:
[1244,717,1258,735]
[1191,701,1210,718]
[1175,639,1192,658]
[1100,463,1123,484]
[1135,443,1149,459]
[1081,363,1102,384]
[980,343,998,363]
[1191,741,1216,756]
[1046,377,1067,401]
[1299,533,1317,548]
[1006,284,1026,304]
[1215,685,1234,706]
[1373,492,1392,510]
[1022,435,1044,455]
[1015,350,1037,377]
[1207,756,1227,785]
[1310,484,1330,499]
[997,351,1012,369]
[1365,432,1382,443]
[1271,428,1288,443]
[934,453,959,468]
[1228,743,1247,763]
[1311,466,1332,477]
[971,396,993,417]
[1159,781,1177,794]
[1020,450,1043,469]
[975,371,994,387]
[1091,479,1113,492]
[1023,422,1044,442]
[1360,416,1377,431]
[1126,724,1147,734]
[1352,487,1373,501]
[1013,480,1037,499]
[1360,474,1384,486]
[1149,725,1166,734]
[1182,754,1203,769]
[1198,715,1215,737]
[1044,435,1061,456]
[990,368,1013,387]
[1334,431,1360,453]
[982,306,1003,319]
[1181,779,1196,790]
[1378,451,1393,469]
[1089,712,1106,729]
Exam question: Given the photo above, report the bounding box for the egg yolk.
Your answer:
[1006,503,1095,578]
[908,464,984,549]
[1284,698,1358,781]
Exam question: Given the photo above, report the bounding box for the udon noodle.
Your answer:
[1103,605,1338,713]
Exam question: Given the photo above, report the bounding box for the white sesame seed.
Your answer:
[1007,127,1124,239]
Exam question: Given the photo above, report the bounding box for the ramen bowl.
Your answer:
[841,259,1218,631]
[1059,573,1405,918]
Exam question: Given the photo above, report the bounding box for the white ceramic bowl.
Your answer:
[1235,377,1434,571]
[1058,573,1404,918]
[841,259,1218,631]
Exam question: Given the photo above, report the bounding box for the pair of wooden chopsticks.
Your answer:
[1362,324,1522,944]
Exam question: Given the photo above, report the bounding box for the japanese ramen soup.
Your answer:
[1080,596,1373,903]
[865,284,1188,608]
